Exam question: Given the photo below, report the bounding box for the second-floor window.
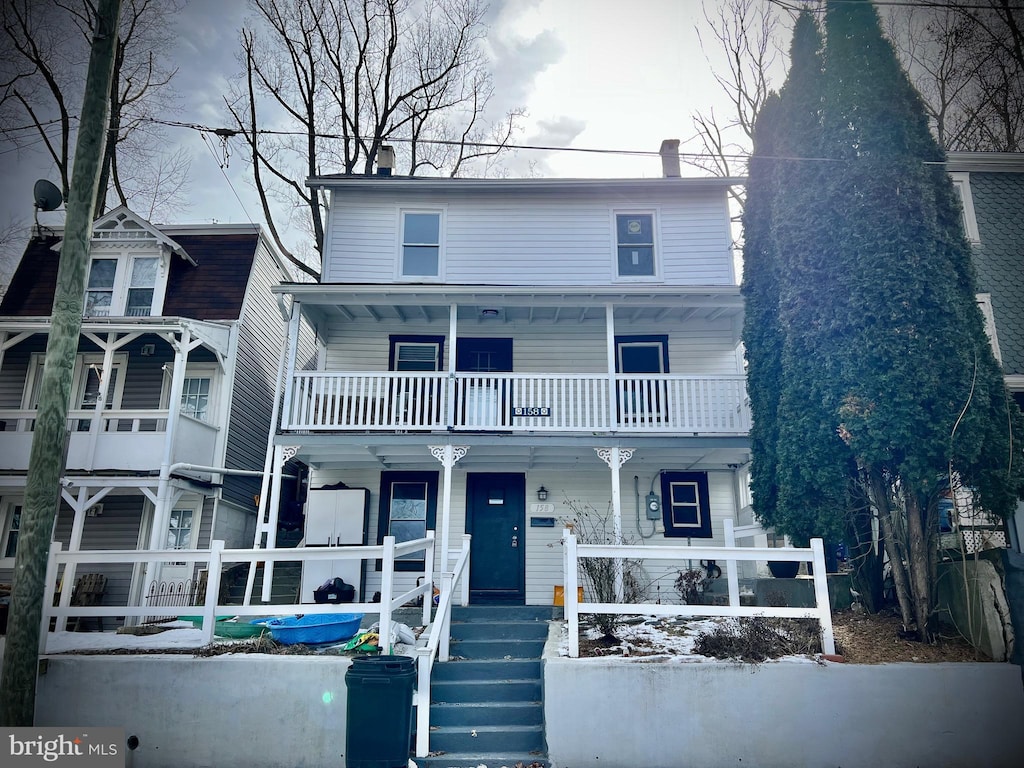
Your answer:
[615,213,656,278]
[180,377,211,421]
[401,211,442,278]
[2,500,22,559]
[85,255,162,317]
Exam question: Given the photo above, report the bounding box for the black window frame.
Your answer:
[660,471,712,538]
[388,335,445,372]
[615,212,656,278]
[377,471,439,571]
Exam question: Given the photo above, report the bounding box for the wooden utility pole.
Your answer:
[0,0,122,726]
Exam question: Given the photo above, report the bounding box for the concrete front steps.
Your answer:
[416,605,555,768]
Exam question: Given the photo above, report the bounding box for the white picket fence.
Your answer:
[561,519,836,657]
[42,533,437,654]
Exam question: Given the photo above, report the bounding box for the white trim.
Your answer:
[163,362,221,424]
[976,293,1003,365]
[611,209,661,282]
[73,352,128,413]
[84,249,171,318]
[1005,375,1024,392]
[950,173,981,244]
[397,208,445,281]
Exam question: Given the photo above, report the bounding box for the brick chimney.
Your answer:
[660,139,680,178]
[376,145,395,176]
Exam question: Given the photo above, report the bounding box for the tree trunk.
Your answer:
[0,0,121,727]
[868,465,915,629]
[904,487,936,642]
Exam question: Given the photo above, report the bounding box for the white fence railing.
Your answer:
[286,371,751,434]
[561,520,835,657]
[414,535,471,758]
[41,534,437,655]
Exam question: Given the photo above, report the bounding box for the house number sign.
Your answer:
[512,406,551,417]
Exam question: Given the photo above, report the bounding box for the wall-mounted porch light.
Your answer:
[537,486,549,501]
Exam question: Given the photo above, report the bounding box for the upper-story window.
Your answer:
[950,173,980,244]
[170,363,219,424]
[1,499,22,559]
[85,254,163,317]
[615,212,657,278]
[401,211,442,278]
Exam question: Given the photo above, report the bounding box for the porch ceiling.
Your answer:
[277,433,750,472]
[277,284,744,332]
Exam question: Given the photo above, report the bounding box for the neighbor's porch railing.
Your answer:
[561,519,836,657]
[0,407,219,472]
[287,371,751,434]
[41,533,437,654]
[414,535,471,758]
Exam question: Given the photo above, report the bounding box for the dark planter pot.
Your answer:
[768,560,800,579]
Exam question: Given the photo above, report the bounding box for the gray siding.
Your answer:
[53,495,145,631]
[970,171,1024,376]
[222,238,290,511]
[324,188,735,286]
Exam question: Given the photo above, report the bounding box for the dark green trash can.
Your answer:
[345,654,416,768]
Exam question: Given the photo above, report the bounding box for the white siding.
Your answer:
[306,466,740,607]
[324,188,734,287]
[323,318,741,375]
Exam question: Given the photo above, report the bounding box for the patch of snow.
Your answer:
[561,615,824,664]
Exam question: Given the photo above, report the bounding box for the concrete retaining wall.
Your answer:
[19,630,1024,768]
[544,627,1024,768]
[34,655,355,768]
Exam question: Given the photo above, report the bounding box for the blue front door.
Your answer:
[466,473,525,604]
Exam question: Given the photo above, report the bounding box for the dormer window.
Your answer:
[85,254,162,317]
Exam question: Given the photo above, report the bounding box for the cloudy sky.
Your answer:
[1,0,794,279]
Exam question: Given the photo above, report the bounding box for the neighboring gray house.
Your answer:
[947,152,1024,551]
[0,207,294,622]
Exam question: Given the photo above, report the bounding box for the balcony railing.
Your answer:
[287,372,751,434]
[0,407,219,472]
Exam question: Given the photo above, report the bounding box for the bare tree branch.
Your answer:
[226,0,523,276]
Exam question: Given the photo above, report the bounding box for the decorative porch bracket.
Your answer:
[429,445,469,570]
[594,446,635,601]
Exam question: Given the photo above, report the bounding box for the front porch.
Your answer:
[285,371,751,434]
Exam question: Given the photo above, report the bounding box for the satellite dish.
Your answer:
[33,179,63,212]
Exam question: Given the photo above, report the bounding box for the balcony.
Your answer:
[286,372,750,435]
[0,408,219,472]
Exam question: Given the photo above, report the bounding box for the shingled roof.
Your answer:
[0,229,261,321]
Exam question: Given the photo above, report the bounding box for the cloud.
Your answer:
[483,2,565,111]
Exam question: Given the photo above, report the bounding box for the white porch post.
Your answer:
[446,303,458,428]
[595,446,635,601]
[84,334,117,470]
[605,302,616,427]
[150,326,191,550]
[429,444,469,570]
[279,303,301,430]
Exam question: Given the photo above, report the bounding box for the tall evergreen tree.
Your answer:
[743,0,1024,640]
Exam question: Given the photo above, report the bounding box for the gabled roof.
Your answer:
[68,205,196,264]
[0,217,267,322]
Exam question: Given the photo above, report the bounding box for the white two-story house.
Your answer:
[263,147,753,606]
[0,207,295,624]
